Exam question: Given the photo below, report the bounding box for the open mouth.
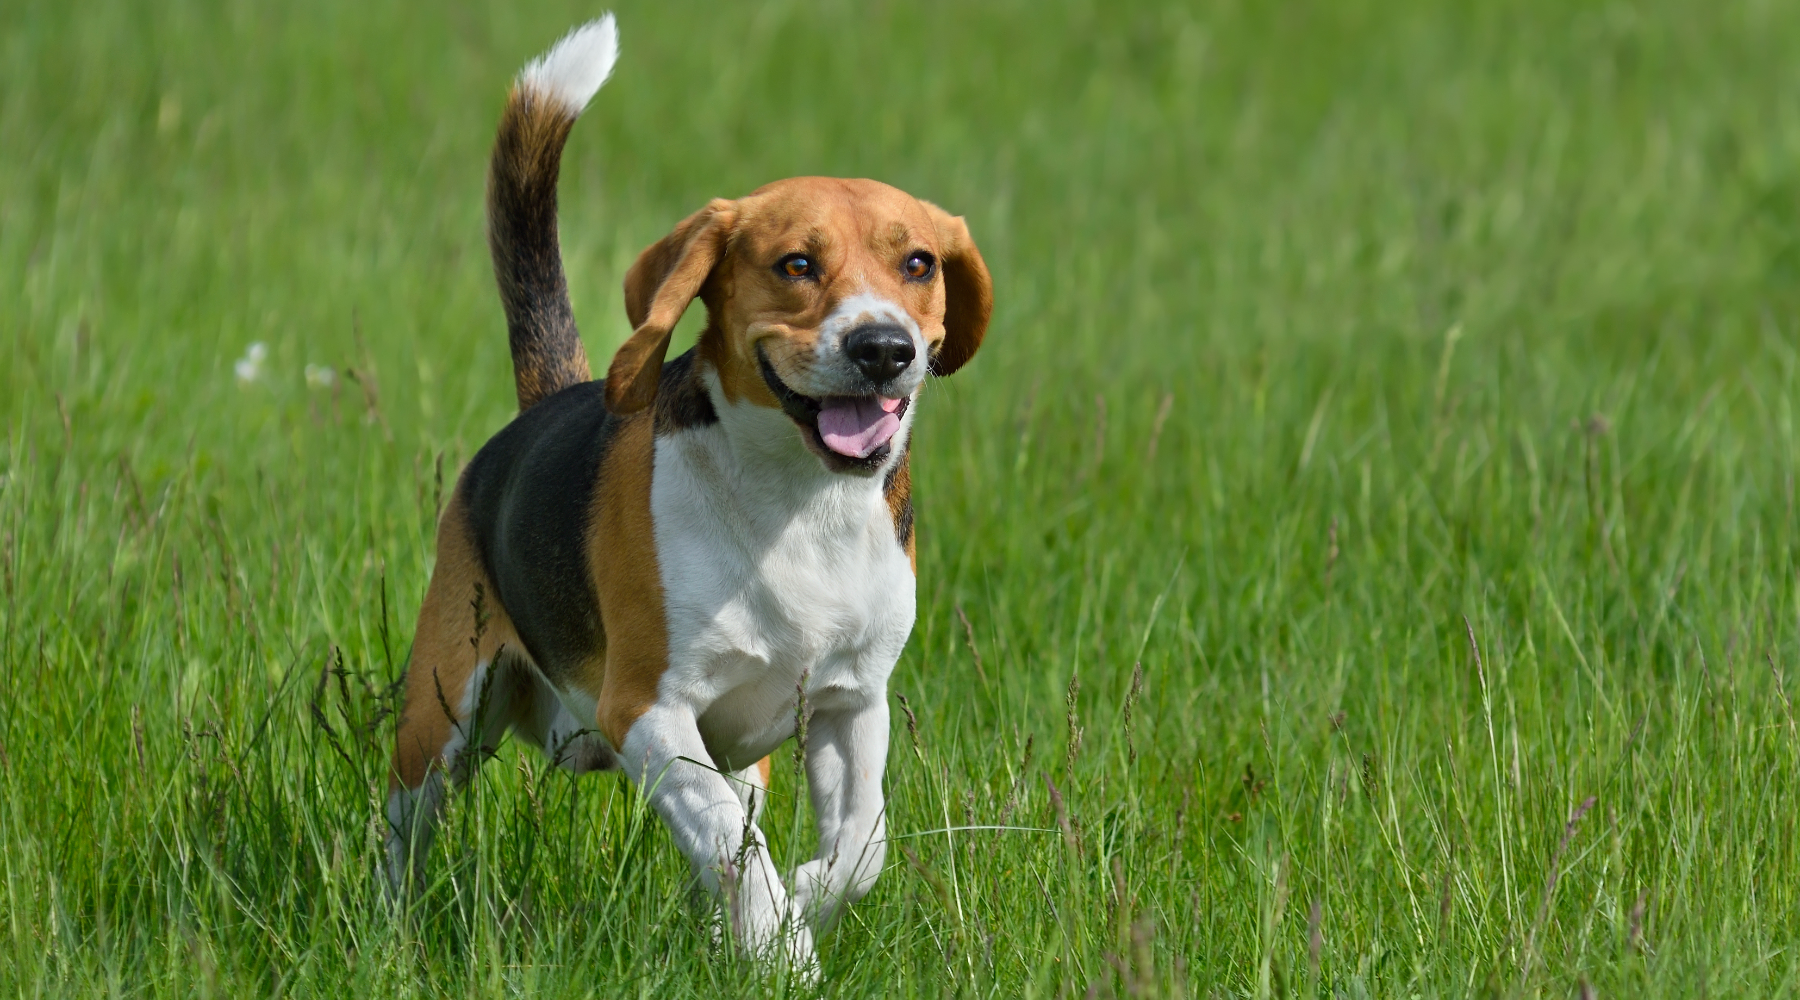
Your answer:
[757,348,910,469]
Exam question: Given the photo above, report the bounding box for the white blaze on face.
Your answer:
[815,292,921,355]
[812,294,924,384]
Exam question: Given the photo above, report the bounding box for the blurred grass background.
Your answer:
[3,0,1799,995]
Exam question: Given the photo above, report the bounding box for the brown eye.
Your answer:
[904,251,935,280]
[778,254,813,279]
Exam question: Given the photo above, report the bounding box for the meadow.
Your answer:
[3,0,1799,995]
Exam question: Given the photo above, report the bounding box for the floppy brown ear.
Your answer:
[921,202,993,377]
[607,199,737,413]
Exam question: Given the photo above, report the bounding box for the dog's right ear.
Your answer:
[607,199,737,414]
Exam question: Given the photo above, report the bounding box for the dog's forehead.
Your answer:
[734,178,935,253]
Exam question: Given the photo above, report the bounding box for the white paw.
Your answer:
[725,871,819,979]
[789,850,880,936]
[778,922,821,985]
[738,910,818,982]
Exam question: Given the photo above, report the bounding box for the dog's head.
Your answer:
[605,177,992,473]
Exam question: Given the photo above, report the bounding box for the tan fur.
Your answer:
[920,203,992,377]
[573,179,985,724]
[393,175,986,847]
[611,178,993,419]
[608,201,737,413]
[391,30,998,944]
[586,411,671,748]
[885,452,916,571]
[391,492,525,789]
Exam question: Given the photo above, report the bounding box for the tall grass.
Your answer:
[2,0,1797,995]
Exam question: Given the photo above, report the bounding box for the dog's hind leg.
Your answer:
[385,494,527,898]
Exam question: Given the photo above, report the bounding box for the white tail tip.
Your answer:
[517,14,619,116]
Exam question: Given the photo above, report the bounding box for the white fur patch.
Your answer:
[517,14,619,117]
[804,291,927,398]
[621,357,915,965]
[651,373,917,760]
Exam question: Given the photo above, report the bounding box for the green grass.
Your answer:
[4,0,1799,995]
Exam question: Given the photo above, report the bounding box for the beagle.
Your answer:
[383,15,992,972]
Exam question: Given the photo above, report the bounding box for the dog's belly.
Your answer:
[651,433,916,770]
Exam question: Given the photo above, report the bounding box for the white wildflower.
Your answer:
[234,342,268,384]
[305,363,337,389]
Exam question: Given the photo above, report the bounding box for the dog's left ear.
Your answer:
[607,198,737,414]
[921,202,993,377]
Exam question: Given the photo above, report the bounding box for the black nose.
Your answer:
[843,324,916,385]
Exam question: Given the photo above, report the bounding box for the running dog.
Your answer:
[384,15,992,973]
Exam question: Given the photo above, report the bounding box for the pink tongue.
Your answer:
[817,397,903,458]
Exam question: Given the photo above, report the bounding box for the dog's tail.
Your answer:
[488,15,619,411]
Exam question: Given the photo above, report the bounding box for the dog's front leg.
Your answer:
[620,703,814,969]
[791,697,890,935]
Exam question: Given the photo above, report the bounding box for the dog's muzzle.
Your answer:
[757,345,912,473]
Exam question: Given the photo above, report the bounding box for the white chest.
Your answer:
[650,426,915,765]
